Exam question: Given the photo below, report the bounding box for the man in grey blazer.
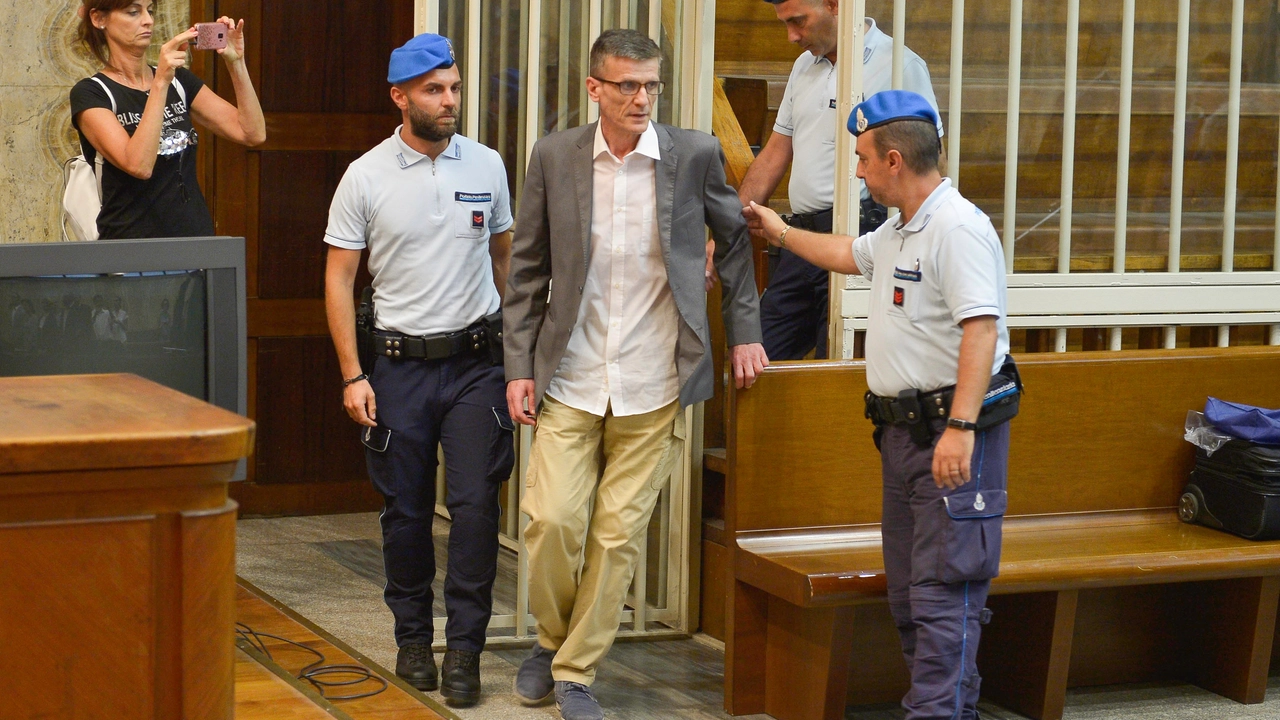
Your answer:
[503,29,767,720]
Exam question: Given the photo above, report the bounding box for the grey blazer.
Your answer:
[503,122,762,410]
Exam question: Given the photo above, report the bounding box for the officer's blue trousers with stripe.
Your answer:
[364,351,514,652]
[880,420,1010,720]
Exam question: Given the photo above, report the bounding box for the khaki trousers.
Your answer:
[523,395,684,685]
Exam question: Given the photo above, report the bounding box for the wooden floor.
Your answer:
[235,580,452,720]
[235,648,341,720]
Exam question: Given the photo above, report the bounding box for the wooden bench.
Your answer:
[722,347,1280,720]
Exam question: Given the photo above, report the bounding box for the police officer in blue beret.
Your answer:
[746,89,1021,720]
[324,33,515,706]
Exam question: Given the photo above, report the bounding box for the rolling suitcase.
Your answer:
[1180,439,1280,541]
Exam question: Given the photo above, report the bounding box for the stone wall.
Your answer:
[0,0,189,244]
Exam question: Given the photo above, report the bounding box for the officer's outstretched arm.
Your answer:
[744,201,861,275]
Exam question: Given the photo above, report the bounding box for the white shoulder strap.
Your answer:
[171,75,187,107]
[90,75,116,115]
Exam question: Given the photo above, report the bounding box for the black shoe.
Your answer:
[440,649,482,706]
[396,643,438,691]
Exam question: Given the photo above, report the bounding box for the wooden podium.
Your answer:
[0,374,254,720]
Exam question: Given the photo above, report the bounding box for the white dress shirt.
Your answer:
[545,122,680,417]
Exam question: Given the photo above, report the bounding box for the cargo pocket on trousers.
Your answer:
[488,407,517,483]
[650,411,687,490]
[936,488,1007,584]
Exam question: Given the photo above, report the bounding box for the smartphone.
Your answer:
[194,22,228,50]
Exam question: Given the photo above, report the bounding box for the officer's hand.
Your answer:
[932,428,974,489]
[745,201,787,245]
[730,343,769,389]
[704,239,719,291]
[343,379,378,428]
[507,379,537,426]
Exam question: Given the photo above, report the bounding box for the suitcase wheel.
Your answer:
[1179,489,1201,524]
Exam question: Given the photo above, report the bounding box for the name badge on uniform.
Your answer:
[471,210,485,229]
[893,286,905,307]
[456,192,492,203]
[893,267,922,283]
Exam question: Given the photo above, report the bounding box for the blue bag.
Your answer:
[1204,397,1280,446]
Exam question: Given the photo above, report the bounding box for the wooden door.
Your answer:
[193,0,415,515]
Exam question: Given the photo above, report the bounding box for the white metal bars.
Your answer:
[1166,0,1191,349]
[1054,0,1081,352]
[1219,0,1245,347]
[1272,0,1280,343]
[891,0,905,91]
[946,0,964,188]
[830,0,867,359]
[1102,0,1137,352]
[1003,0,1022,271]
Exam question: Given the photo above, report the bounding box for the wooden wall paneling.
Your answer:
[763,597,856,720]
[1067,585,1182,687]
[700,537,728,639]
[257,151,360,300]
[181,504,239,718]
[1177,576,1280,704]
[1273,601,1280,675]
[843,603,911,706]
[253,336,367,485]
[979,590,1078,720]
[725,579,769,715]
[0,518,158,719]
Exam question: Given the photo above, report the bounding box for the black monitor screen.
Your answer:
[0,271,208,401]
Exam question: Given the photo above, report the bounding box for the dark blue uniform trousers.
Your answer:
[880,420,1010,720]
[364,352,514,652]
[760,248,830,360]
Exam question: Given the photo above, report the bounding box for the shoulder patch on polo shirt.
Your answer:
[456,192,492,203]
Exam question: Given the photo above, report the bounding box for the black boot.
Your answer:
[395,643,437,691]
[440,649,482,706]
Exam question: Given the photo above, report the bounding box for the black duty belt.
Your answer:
[784,208,834,232]
[373,322,488,361]
[864,356,1024,447]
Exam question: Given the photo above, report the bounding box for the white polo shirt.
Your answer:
[852,179,1010,397]
[773,18,939,212]
[325,127,513,337]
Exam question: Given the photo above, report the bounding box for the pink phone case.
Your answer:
[194,22,228,50]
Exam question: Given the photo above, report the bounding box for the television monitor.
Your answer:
[0,236,247,479]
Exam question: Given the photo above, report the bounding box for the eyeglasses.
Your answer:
[591,78,665,96]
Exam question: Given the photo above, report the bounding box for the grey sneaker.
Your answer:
[513,643,555,706]
[555,681,604,720]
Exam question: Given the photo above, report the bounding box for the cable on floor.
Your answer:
[236,622,389,701]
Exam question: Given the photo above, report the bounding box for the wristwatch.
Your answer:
[946,417,977,431]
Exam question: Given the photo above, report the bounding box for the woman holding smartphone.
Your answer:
[70,0,266,240]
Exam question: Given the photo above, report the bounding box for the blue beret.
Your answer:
[848,90,942,137]
[388,33,456,84]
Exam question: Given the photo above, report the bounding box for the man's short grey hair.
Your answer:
[872,120,942,175]
[590,29,661,77]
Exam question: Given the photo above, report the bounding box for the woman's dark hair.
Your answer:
[78,0,147,66]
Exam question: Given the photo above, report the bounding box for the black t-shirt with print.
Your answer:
[69,67,215,240]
